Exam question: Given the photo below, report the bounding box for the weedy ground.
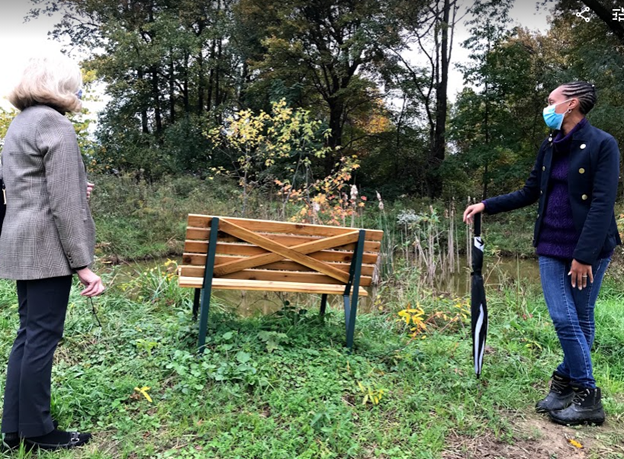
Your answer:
[0,260,622,459]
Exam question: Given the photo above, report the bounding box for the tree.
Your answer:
[383,0,461,198]
[205,99,362,222]
[237,0,403,173]
[28,0,240,178]
[542,0,624,44]
[454,0,513,199]
[449,17,568,199]
[0,109,15,147]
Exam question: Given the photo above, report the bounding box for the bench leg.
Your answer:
[345,291,359,351]
[197,288,212,352]
[343,294,351,335]
[320,294,328,318]
[197,217,220,353]
[343,229,365,351]
[192,288,201,321]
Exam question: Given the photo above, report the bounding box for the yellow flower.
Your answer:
[567,438,583,449]
[134,386,153,403]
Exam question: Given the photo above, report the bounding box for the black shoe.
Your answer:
[536,372,574,413]
[1,432,21,452]
[24,429,92,451]
[549,386,606,426]
[1,420,61,452]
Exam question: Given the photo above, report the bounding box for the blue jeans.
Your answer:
[538,256,611,389]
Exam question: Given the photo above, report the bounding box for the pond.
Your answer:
[104,254,541,316]
[433,255,540,297]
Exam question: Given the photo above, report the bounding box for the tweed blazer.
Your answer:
[0,105,95,280]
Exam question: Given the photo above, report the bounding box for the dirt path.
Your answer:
[442,412,624,459]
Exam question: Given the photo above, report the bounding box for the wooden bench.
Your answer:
[177,214,383,350]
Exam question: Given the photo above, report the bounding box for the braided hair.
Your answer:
[561,81,597,115]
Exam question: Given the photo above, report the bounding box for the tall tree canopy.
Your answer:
[23,0,624,200]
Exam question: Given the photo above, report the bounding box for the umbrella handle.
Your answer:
[474,212,481,238]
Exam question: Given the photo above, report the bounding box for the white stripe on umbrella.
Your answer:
[473,303,486,374]
[474,237,484,251]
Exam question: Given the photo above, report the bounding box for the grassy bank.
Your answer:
[88,174,547,264]
[0,260,623,458]
[1,174,622,458]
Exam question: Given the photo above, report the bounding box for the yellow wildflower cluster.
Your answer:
[397,299,470,339]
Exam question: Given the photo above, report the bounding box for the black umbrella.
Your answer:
[471,212,488,378]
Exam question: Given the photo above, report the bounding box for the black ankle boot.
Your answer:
[549,386,605,426]
[535,372,574,413]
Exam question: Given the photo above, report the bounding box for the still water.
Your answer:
[105,255,541,316]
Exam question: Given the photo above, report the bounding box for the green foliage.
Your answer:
[88,173,247,261]
[25,0,624,201]
[205,99,366,224]
[0,109,14,142]
[448,1,552,200]
[0,256,622,458]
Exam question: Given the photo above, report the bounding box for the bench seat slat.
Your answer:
[180,262,376,275]
[178,277,369,296]
[181,259,376,275]
[178,266,373,286]
[186,228,383,249]
[187,215,384,241]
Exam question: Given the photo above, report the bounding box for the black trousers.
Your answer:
[1,275,72,437]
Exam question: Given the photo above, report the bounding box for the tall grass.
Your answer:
[0,258,622,458]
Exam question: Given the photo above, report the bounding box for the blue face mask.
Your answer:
[543,99,572,130]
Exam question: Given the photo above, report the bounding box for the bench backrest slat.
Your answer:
[182,250,380,266]
[187,214,384,241]
[184,233,381,253]
[180,214,382,291]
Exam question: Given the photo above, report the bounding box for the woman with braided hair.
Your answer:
[463,81,621,426]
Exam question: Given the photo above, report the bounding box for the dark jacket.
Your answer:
[484,120,621,265]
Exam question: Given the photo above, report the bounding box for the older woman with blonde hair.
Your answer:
[0,52,104,451]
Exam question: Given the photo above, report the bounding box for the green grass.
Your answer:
[1,261,622,458]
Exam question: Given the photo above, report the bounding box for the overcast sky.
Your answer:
[0,3,63,109]
[0,1,558,112]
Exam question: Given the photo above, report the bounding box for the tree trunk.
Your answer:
[215,38,223,122]
[207,38,216,112]
[429,0,451,198]
[197,48,204,114]
[138,69,149,133]
[326,96,344,175]
[152,67,162,134]
[169,54,175,124]
[183,51,190,114]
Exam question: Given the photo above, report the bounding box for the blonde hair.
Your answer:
[8,52,83,113]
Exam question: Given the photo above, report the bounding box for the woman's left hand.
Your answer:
[87,182,94,201]
[568,259,593,290]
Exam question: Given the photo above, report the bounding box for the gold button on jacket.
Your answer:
[582,194,588,200]
[579,168,585,174]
